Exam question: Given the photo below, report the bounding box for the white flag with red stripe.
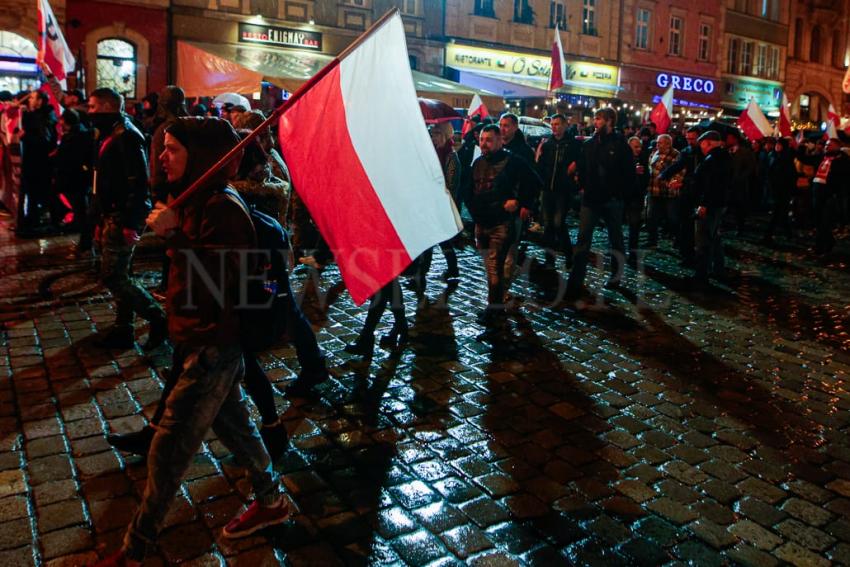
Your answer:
[277,13,462,305]
[461,93,489,137]
[737,99,772,141]
[649,85,674,134]
[778,92,792,137]
[37,0,75,88]
[549,25,566,92]
[826,103,840,139]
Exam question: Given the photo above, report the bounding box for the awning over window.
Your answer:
[450,67,621,100]
[177,40,502,112]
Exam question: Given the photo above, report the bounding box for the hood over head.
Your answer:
[156,85,188,121]
[165,117,242,196]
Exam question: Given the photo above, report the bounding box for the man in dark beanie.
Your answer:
[87,87,167,349]
[691,130,733,286]
[95,117,290,567]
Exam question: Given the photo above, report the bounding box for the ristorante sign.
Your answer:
[238,23,322,51]
[445,43,619,90]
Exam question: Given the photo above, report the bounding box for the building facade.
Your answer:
[442,0,622,115]
[784,0,850,124]
[720,0,790,116]
[619,0,724,117]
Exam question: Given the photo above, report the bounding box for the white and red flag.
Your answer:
[37,0,75,88]
[649,85,674,134]
[549,25,566,92]
[737,99,772,141]
[778,91,792,138]
[277,12,462,305]
[826,103,840,139]
[461,93,489,137]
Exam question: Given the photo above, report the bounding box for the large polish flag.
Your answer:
[278,12,462,305]
[778,92,792,137]
[549,25,566,92]
[37,0,75,88]
[737,99,772,141]
[649,85,674,134]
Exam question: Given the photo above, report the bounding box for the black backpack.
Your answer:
[225,188,291,351]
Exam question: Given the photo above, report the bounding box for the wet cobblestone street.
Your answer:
[1,211,849,566]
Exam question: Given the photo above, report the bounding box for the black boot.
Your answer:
[379,323,409,349]
[94,325,135,349]
[287,364,330,398]
[107,425,155,456]
[260,420,289,462]
[344,333,375,356]
[142,316,168,352]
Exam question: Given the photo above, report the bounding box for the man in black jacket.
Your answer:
[812,138,850,254]
[537,113,580,267]
[499,112,535,165]
[88,88,166,350]
[692,130,734,284]
[660,126,702,264]
[566,107,635,298]
[463,124,540,326]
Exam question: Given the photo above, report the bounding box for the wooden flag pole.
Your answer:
[167,7,400,209]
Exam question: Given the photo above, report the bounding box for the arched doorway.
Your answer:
[794,89,833,126]
[0,31,39,93]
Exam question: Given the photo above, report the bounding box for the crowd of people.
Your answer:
[0,79,849,565]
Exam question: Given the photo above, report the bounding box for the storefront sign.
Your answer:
[656,72,715,94]
[446,44,619,91]
[723,77,782,111]
[238,23,322,51]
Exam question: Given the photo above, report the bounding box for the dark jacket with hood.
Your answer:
[91,113,151,230]
[164,117,256,348]
[54,113,94,196]
[464,148,541,227]
[577,130,635,207]
[767,147,797,199]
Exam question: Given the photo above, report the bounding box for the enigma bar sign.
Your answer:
[656,72,715,94]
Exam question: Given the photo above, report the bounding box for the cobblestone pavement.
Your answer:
[1,211,849,566]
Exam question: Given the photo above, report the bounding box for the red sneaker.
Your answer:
[222,499,290,539]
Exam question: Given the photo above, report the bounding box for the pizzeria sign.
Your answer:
[238,23,322,51]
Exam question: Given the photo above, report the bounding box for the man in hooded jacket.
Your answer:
[95,117,290,566]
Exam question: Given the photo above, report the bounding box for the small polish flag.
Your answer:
[778,92,792,138]
[461,93,489,137]
[549,25,566,92]
[737,99,773,141]
[826,103,840,139]
[37,0,75,88]
[277,11,462,305]
[649,85,674,134]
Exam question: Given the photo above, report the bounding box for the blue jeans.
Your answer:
[123,344,280,560]
[694,207,726,280]
[567,200,625,293]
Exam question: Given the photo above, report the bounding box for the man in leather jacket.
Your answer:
[659,126,703,265]
[88,88,166,350]
[537,113,580,268]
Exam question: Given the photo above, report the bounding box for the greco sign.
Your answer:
[656,72,715,94]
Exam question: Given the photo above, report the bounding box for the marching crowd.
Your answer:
[1,81,849,565]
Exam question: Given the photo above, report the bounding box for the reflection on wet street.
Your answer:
[0,211,848,565]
